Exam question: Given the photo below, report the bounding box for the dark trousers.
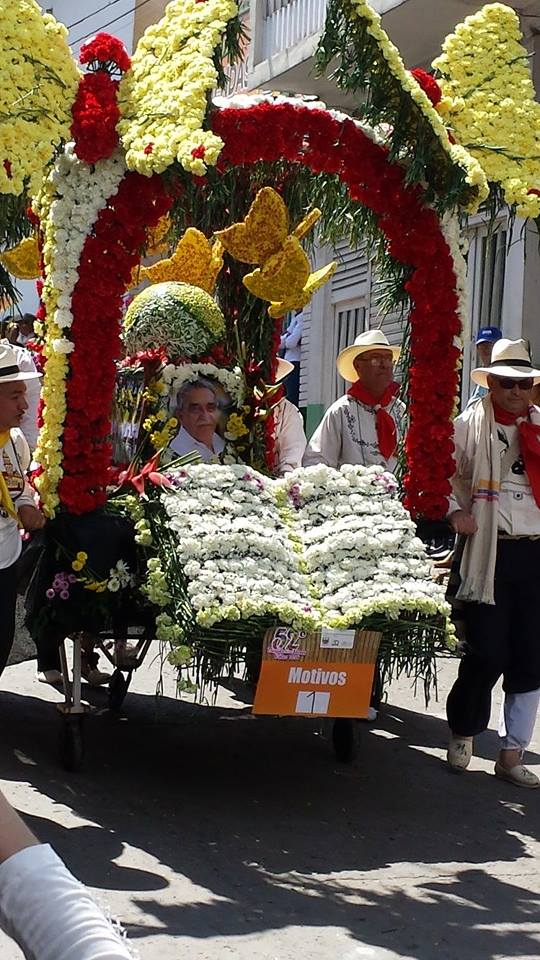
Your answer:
[447,539,540,737]
[0,562,18,678]
[284,362,301,407]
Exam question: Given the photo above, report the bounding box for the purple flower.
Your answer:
[46,588,55,600]
[68,574,77,584]
[59,591,70,601]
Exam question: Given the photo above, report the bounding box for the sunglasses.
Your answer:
[495,377,534,390]
[357,355,393,366]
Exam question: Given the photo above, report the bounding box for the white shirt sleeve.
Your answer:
[275,399,306,474]
[0,844,133,960]
[281,315,303,350]
[302,407,342,469]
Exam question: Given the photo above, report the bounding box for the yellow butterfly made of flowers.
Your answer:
[132,227,223,295]
[215,187,336,318]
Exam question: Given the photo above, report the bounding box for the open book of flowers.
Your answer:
[132,464,451,654]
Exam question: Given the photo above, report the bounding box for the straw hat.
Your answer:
[275,358,294,382]
[0,343,40,384]
[336,330,400,383]
[471,338,540,387]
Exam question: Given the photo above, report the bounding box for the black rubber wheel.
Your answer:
[60,717,85,772]
[371,661,385,710]
[108,669,131,712]
[332,718,359,763]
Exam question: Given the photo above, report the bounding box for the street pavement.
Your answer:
[1,648,540,960]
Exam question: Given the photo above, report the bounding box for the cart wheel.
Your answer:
[332,718,360,763]
[60,717,85,772]
[108,669,131,712]
[371,662,384,710]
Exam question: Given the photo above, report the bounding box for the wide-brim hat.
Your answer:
[337,330,400,383]
[471,337,540,387]
[275,358,294,382]
[0,343,41,383]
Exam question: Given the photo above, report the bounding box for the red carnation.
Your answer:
[410,68,442,107]
[79,32,131,74]
[191,144,206,160]
[71,72,120,163]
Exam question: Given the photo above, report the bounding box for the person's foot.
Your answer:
[81,663,111,687]
[494,761,540,788]
[37,669,63,685]
[447,735,473,772]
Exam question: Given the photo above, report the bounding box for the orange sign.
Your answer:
[252,626,381,718]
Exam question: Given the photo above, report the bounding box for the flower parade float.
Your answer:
[1,1,537,767]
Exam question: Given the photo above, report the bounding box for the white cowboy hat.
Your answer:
[0,343,41,384]
[336,330,400,383]
[471,337,540,387]
[275,358,294,382]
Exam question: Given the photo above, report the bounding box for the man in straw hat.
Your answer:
[303,330,404,471]
[0,343,44,678]
[446,338,540,787]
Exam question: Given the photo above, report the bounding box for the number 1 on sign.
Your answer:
[295,690,331,714]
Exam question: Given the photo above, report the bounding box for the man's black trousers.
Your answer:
[447,538,540,737]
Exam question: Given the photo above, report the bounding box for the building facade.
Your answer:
[239,0,540,426]
[132,0,540,424]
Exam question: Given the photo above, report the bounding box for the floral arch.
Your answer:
[6,0,517,528]
[32,92,467,522]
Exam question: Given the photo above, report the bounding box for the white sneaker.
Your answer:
[447,736,473,771]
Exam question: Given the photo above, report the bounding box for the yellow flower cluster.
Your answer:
[32,177,68,517]
[117,0,238,177]
[224,412,249,439]
[0,235,40,279]
[83,580,109,593]
[0,2,79,196]
[216,187,336,317]
[433,3,540,218]
[350,0,488,210]
[135,229,224,294]
[71,550,88,572]
[150,416,178,451]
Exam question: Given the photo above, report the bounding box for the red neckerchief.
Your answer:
[347,380,399,460]
[493,400,540,508]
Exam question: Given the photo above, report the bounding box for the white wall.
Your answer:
[49,1,136,58]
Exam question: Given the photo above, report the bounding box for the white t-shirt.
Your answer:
[280,313,303,363]
[0,429,35,569]
[169,425,225,463]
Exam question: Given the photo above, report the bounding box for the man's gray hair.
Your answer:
[175,377,219,412]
